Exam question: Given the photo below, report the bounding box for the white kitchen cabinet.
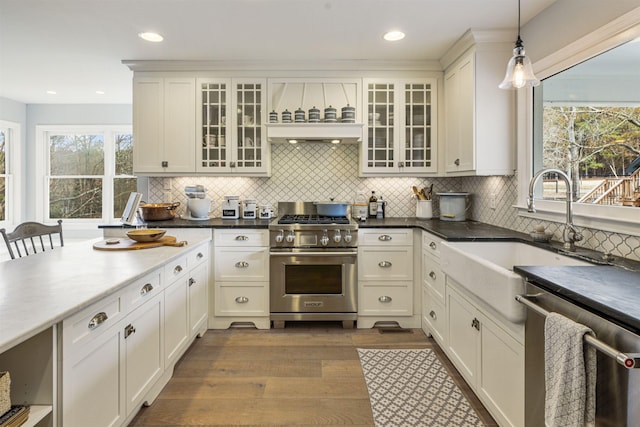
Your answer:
[357,228,417,328]
[421,231,447,346]
[360,79,438,176]
[187,248,209,338]
[441,30,515,176]
[446,279,524,427]
[164,275,189,367]
[212,229,270,329]
[196,78,270,176]
[133,77,196,174]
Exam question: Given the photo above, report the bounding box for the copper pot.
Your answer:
[138,202,180,221]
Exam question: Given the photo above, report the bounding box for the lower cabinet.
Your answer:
[445,280,524,427]
[61,243,209,427]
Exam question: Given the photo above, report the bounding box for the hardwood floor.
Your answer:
[128,322,497,426]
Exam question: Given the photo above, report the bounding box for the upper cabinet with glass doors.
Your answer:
[360,79,437,176]
[196,78,270,176]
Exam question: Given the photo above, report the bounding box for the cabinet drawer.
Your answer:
[214,247,269,281]
[358,284,412,316]
[214,229,269,247]
[188,244,209,268]
[422,252,445,302]
[215,283,269,316]
[165,255,188,283]
[422,231,441,258]
[63,291,124,350]
[359,229,413,246]
[123,269,163,312]
[422,286,447,345]
[358,247,413,281]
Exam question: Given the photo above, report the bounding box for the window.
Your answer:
[0,121,20,225]
[36,126,136,223]
[519,13,640,235]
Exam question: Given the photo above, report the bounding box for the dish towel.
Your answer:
[544,312,597,427]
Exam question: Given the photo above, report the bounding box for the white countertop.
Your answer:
[0,236,210,354]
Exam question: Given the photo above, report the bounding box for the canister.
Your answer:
[341,104,355,123]
[242,199,257,219]
[437,192,470,221]
[282,109,292,123]
[294,108,306,123]
[324,105,337,122]
[308,106,320,123]
[269,110,278,123]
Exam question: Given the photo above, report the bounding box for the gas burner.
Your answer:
[278,214,351,225]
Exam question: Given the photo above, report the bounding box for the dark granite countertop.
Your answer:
[514,265,640,335]
[99,217,272,229]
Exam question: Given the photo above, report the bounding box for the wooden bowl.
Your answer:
[126,229,166,243]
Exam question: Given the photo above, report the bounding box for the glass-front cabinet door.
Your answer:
[361,79,437,176]
[196,78,269,175]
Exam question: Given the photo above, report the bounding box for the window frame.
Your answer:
[0,120,22,228]
[35,125,135,226]
[517,9,640,237]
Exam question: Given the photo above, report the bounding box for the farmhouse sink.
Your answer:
[440,241,592,323]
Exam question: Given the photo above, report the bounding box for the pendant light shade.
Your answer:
[499,0,540,90]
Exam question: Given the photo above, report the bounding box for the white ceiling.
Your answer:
[0,0,557,105]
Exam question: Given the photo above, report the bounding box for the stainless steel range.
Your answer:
[269,202,358,328]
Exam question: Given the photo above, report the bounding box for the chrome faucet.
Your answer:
[528,168,583,251]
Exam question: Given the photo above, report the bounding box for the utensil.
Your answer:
[412,186,425,200]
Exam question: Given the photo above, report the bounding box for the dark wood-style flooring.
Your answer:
[128,322,497,426]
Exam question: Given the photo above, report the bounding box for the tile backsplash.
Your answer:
[149,143,640,261]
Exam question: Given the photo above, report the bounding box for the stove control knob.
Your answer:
[275,230,284,243]
[344,230,353,243]
[286,230,295,243]
[320,230,329,246]
[333,230,342,243]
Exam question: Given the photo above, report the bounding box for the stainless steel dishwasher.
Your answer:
[517,282,640,427]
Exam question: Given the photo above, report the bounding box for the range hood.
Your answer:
[266,123,363,144]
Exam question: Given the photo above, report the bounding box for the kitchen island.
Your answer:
[0,234,210,427]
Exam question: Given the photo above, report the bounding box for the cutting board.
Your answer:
[93,235,187,251]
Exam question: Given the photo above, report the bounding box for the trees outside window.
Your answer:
[40,126,136,222]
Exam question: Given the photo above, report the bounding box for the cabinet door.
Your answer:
[197,78,232,173]
[478,314,525,427]
[446,285,479,387]
[232,79,269,175]
[401,81,437,173]
[445,53,475,173]
[164,279,189,367]
[214,247,269,282]
[358,247,413,282]
[188,262,208,337]
[125,293,163,415]
[62,320,126,427]
[163,78,196,172]
[362,81,397,174]
[133,77,164,173]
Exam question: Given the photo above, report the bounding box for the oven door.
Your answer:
[270,250,357,314]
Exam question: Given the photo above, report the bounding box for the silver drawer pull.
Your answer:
[378,235,392,241]
[235,261,249,268]
[378,295,392,303]
[124,323,136,339]
[196,252,204,259]
[189,278,196,287]
[378,261,392,268]
[173,265,183,274]
[235,296,249,303]
[429,271,437,280]
[430,310,437,320]
[140,283,154,295]
[235,235,249,241]
[88,312,108,330]
[429,242,437,250]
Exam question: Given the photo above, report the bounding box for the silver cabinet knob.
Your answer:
[235,261,249,268]
[235,235,249,241]
[378,261,392,268]
[196,252,204,259]
[189,278,196,287]
[378,295,392,303]
[429,271,437,280]
[140,283,154,296]
[235,296,249,304]
[88,312,108,330]
[429,242,437,250]
[378,234,392,241]
[430,310,437,320]
[173,265,183,274]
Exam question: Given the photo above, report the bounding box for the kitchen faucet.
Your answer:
[527,168,583,251]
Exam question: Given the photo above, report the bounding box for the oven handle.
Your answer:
[270,251,357,257]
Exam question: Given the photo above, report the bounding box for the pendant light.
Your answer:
[499,0,540,89]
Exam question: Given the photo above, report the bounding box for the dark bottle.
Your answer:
[369,191,378,218]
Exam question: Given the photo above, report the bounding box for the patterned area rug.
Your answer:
[358,348,483,427]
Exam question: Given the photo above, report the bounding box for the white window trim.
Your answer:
[35,125,133,228]
[516,7,640,237]
[0,120,22,228]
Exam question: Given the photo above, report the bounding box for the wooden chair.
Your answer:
[1,220,64,259]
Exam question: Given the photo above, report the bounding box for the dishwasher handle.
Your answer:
[516,294,640,369]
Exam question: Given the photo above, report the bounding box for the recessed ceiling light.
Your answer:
[288,139,298,144]
[96,90,105,95]
[46,90,57,95]
[330,139,341,144]
[383,31,405,41]
[138,32,164,42]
